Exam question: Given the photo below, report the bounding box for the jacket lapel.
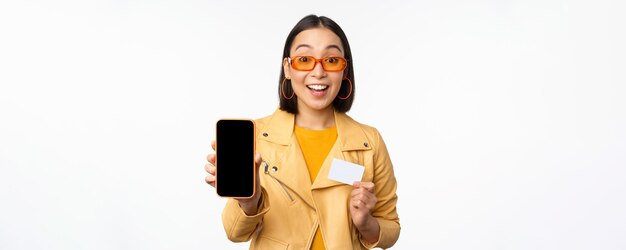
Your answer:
[311,111,372,190]
[258,109,315,208]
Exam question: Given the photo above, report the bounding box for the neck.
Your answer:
[295,106,335,130]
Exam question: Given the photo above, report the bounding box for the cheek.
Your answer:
[290,74,307,87]
[331,75,345,89]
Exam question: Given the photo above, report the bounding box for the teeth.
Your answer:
[307,85,328,90]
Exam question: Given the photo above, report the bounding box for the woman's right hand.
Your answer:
[204,140,263,215]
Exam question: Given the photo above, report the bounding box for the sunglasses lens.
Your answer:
[292,56,316,70]
[290,56,347,71]
[322,57,346,71]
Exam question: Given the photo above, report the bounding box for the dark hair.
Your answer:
[278,14,355,114]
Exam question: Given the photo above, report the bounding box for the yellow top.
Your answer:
[294,125,338,250]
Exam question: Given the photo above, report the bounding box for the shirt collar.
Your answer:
[259,108,371,151]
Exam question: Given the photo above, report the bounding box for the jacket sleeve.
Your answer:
[359,129,400,249]
[221,187,270,242]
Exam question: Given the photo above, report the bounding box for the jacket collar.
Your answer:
[259,108,371,151]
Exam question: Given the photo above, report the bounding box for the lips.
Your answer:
[306,84,329,91]
[306,84,329,97]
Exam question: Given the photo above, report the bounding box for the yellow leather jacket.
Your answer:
[222,108,400,249]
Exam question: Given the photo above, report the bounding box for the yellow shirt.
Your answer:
[294,125,337,250]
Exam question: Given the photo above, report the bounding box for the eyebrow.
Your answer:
[294,44,343,53]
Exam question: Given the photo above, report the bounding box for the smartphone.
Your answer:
[215,119,256,198]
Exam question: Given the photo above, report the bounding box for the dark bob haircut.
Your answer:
[278,14,355,114]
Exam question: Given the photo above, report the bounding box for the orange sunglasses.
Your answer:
[288,56,348,72]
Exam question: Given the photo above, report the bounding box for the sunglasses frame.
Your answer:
[287,56,348,72]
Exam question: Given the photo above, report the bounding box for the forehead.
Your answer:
[290,27,343,54]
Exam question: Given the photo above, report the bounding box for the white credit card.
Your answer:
[328,158,365,185]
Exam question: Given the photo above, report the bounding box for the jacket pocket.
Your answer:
[254,235,289,250]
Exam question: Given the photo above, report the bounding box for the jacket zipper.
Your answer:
[263,161,295,202]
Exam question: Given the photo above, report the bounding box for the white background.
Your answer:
[1,0,625,249]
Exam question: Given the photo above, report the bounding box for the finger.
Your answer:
[369,196,378,209]
[205,175,216,187]
[206,153,216,163]
[351,198,360,209]
[351,188,362,198]
[353,181,361,188]
[360,195,377,211]
[359,182,375,193]
[351,188,372,199]
[207,153,216,165]
[211,140,216,150]
[352,198,367,209]
[350,196,367,208]
[356,192,376,208]
[357,193,369,203]
[204,163,216,174]
[254,153,262,167]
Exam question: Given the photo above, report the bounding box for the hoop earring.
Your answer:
[337,77,353,100]
[282,78,295,100]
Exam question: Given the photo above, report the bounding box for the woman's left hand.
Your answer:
[349,181,377,229]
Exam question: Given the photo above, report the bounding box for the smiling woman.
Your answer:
[204,14,400,250]
[279,15,355,116]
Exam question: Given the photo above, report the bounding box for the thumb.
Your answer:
[254,153,262,168]
[352,181,361,188]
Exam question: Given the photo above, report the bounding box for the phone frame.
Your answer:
[215,119,256,198]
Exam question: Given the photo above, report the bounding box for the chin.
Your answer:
[303,101,333,111]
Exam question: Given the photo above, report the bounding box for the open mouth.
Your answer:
[306,84,329,91]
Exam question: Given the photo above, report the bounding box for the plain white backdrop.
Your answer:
[1,0,625,249]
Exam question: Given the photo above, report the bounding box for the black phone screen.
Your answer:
[216,119,255,198]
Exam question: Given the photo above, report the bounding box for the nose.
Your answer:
[310,60,327,78]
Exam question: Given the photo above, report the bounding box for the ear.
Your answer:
[283,58,291,79]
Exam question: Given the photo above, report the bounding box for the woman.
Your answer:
[204,14,400,249]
